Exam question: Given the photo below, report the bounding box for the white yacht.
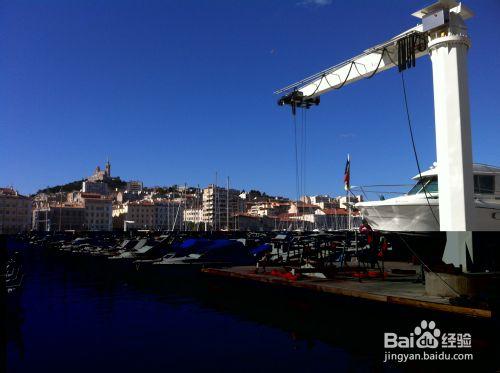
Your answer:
[355,164,500,232]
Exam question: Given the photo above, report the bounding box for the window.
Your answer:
[408,180,426,195]
[408,177,438,195]
[422,177,438,194]
[474,175,495,194]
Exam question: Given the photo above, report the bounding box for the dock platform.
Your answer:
[201,266,492,319]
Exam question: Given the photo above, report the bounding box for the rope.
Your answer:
[397,72,463,295]
[356,186,461,297]
[400,72,440,228]
[398,235,461,297]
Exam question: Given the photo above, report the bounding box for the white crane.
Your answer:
[277,0,475,272]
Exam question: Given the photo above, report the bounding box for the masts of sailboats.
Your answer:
[182,182,187,231]
[59,187,63,232]
[214,172,218,231]
[347,191,350,230]
[172,187,182,231]
[226,176,230,232]
[167,200,170,232]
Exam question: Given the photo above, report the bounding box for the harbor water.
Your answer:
[4,242,498,372]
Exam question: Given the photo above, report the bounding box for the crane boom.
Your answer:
[277,26,424,100]
[277,1,472,110]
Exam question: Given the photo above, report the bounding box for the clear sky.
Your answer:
[1,0,499,198]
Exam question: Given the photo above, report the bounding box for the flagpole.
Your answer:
[345,154,351,230]
[347,189,350,230]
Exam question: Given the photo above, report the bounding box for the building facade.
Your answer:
[202,185,244,230]
[155,201,184,230]
[113,200,184,231]
[126,180,143,193]
[32,204,85,232]
[248,202,290,217]
[0,188,32,234]
[81,193,112,231]
[233,213,277,231]
[82,181,109,195]
[183,208,203,225]
[337,195,363,209]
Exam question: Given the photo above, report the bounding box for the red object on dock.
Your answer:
[269,269,300,281]
[367,270,388,279]
[352,272,368,279]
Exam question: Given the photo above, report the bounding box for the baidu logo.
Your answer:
[414,320,440,348]
[383,320,473,363]
[384,320,471,350]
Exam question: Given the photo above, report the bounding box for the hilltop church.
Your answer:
[88,160,111,182]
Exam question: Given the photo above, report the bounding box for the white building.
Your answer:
[113,200,183,231]
[81,193,112,231]
[300,195,339,209]
[337,195,363,209]
[202,185,244,230]
[82,181,109,195]
[282,208,360,231]
[126,180,143,193]
[183,208,203,224]
[248,202,290,217]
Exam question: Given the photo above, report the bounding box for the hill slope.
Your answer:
[37,177,127,195]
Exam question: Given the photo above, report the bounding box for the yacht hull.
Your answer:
[358,202,500,232]
[359,203,439,232]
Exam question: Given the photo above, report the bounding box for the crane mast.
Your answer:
[277,1,476,271]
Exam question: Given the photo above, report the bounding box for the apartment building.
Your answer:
[0,188,32,234]
[202,185,244,230]
[248,202,290,217]
[81,193,112,231]
[337,195,363,209]
[32,204,85,231]
[82,181,109,195]
[126,180,143,193]
[183,208,203,224]
[155,200,184,230]
[113,200,183,231]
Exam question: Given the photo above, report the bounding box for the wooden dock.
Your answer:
[201,266,492,319]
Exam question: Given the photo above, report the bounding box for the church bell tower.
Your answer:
[105,158,111,177]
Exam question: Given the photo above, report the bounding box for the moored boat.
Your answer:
[355,163,500,232]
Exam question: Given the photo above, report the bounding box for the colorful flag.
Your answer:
[344,154,350,191]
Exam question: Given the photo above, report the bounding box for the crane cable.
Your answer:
[397,72,460,297]
[355,186,461,297]
[293,109,300,230]
[285,41,459,295]
[291,107,309,231]
[302,108,308,230]
[400,72,440,228]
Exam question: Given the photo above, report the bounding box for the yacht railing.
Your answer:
[350,184,413,202]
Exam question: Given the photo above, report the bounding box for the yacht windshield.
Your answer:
[408,180,425,195]
[407,177,438,195]
[422,177,438,193]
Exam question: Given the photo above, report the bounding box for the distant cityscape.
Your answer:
[0,160,362,234]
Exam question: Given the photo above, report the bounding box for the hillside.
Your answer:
[36,177,127,195]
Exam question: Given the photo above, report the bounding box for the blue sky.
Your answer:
[1,0,499,198]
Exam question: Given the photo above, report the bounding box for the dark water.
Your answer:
[4,242,499,372]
